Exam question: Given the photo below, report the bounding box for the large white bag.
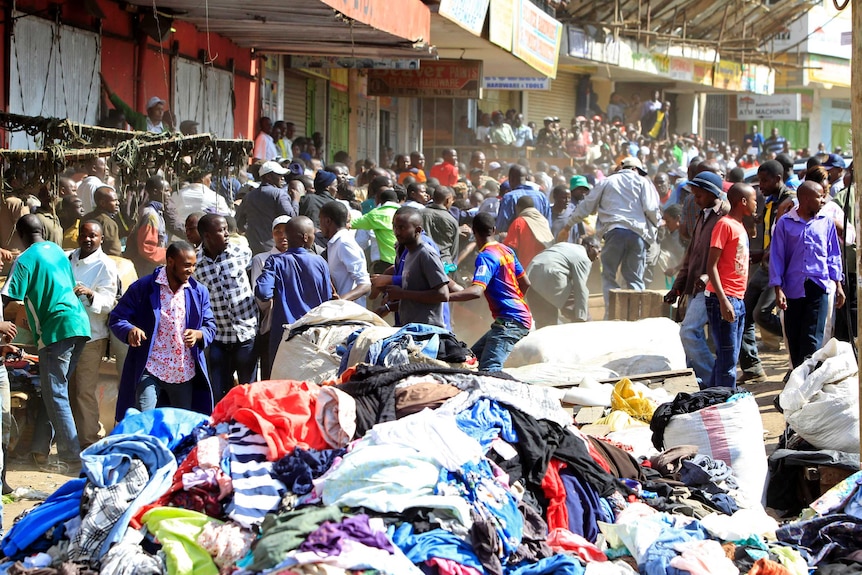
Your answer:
[663,394,768,507]
[779,338,860,454]
[505,317,686,375]
[271,300,390,383]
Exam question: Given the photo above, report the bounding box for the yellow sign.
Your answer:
[512,0,562,78]
[713,60,742,91]
[489,0,514,51]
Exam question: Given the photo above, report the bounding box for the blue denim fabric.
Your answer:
[471,319,530,372]
[207,338,258,401]
[705,294,746,389]
[32,336,87,460]
[679,291,714,384]
[136,372,194,411]
[740,265,779,375]
[600,227,647,312]
[784,279,830,367]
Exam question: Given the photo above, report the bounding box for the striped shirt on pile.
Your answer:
[226,422,285,527]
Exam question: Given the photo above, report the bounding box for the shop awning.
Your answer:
[562,0,817,64]
[132,0,434,58]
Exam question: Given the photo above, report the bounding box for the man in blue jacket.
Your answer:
[109,241,216,420]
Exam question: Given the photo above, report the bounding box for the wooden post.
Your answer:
[852,0,862,459]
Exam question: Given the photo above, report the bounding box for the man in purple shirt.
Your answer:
[770,181,844,367]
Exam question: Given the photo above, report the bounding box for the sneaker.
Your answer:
[739,371,767,384]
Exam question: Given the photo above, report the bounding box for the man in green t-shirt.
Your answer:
[2,215,91,467]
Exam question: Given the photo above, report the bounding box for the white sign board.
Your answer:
[482,77,550,90]
[736,94,801,121]
[439,0,490,36]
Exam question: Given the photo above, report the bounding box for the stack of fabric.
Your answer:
[1,367,860,575]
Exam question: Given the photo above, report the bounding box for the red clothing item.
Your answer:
[429,162,459,187]
[705,216,749,299]
[541,458,570,531]
[211,380,329,460]
[503,217,546,269]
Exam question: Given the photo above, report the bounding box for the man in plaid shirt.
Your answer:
[195,213,259,398]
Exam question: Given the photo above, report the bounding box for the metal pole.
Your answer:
[853,0,862,457]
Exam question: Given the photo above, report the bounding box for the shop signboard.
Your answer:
[489,0,514,51]
[367,59,482,98]
[439,0,490,36]
[512,0,562,78]
[482,77,549,90]
[736,94,801,121]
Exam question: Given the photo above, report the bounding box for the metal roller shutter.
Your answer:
[526,72,577,126]
[283,72,307,136]
[9,15,101,149]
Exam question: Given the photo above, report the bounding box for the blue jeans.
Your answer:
[208,339,257,401]
[601,228,646,313]
[472,319,530,372]
[32,336,87,461]
[137,371,194,411]
[705,294,746,389]
[739,266,781,376]
[679,291,714,385]
[784,279,830,367]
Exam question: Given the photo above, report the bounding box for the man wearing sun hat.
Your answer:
[563,156,662,314]
[236,161,297,255]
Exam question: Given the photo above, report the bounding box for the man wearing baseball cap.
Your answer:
[664,171,729,385]
[100,74,167,133]
[235,161,297,254]
[563,156,662,315]
[251,215,292,379]
[822,153,846,197]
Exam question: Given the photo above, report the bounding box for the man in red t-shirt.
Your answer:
[704,183,757,389]
[429,149,459,187]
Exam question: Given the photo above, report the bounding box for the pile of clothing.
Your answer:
[271,302,476,384]
[1,366,861,575]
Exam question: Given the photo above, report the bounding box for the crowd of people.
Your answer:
[0,94,855,508]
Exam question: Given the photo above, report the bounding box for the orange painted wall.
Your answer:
[2,0,256,138]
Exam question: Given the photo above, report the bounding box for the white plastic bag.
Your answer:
[663,394,768,507]
[505,317,686,376]
[779,338,860,453]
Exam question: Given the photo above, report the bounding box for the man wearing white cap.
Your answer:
[563,156,662,314]
[101,74,167,133]
[251,215,291,379]
[236,160,297,254]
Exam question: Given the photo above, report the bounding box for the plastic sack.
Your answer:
[778,338,860,453]
[663,394,767,507]
[505,318,686,376]
[611,379,658,423]
[271,300,390,383]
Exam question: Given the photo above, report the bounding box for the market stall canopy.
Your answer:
[125,0,435,59]
[562,0,817,62]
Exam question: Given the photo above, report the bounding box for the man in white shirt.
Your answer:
[253,117,278,162]
[68,221,119,449]
[167,167,232,240]
[319,201,370,306]
[75,157,109,214]
[251,215,290,380]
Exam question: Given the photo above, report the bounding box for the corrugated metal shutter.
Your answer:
[355,97,379,163]
[704,94,729,144]
[283,72,307,136]
[9,15,100,149]
[526,72,576,126]
[174,60,234,138]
